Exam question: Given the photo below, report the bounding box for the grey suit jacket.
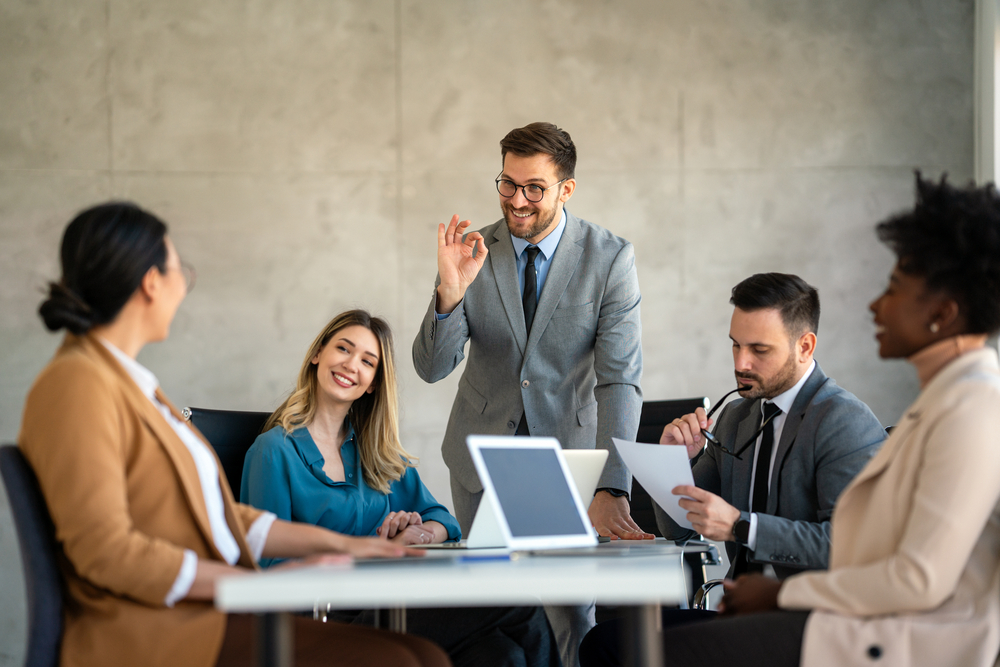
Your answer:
[655,363,885,579]
[412,211,643,494]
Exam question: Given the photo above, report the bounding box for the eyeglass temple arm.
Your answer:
[729,410,780,460]
[705,386,745,420]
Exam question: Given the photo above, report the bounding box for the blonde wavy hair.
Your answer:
[265,310,413,494]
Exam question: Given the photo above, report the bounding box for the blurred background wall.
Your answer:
[0,1,973,662]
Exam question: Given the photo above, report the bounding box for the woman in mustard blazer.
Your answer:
[18,202,450,667]
[636,175,1000,667]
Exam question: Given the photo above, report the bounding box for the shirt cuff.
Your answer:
[164,549,198,607]
[246,512,278,562]
[746,512,759,551]
[434,296,464,320]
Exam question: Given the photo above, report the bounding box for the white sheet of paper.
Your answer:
[612,438,695,530]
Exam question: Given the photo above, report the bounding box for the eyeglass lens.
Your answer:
[497,179,547,202]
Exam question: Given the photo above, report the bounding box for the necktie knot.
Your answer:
[763,401,782,421]
[525,245,540,264]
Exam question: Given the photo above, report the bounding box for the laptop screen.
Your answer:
[479,447,590,537]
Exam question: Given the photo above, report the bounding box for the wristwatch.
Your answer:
[595,487,630,502]
[733,518,751,545]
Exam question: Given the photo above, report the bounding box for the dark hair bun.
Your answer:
[38,282,96,334]
[39,201,169,336]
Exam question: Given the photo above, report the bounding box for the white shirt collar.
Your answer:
[510,208,567,260]
[766,359,816,415]
[99,338,160,400]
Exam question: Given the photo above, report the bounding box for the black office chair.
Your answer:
[0,445,64,667]
[594,398,714,621]
[630,397,711,534]
[183,407,271,499]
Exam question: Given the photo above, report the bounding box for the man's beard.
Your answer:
[503,201,558,240]
[735,351,799,400]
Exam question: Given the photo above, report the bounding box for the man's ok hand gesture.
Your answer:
[436,214,488,314]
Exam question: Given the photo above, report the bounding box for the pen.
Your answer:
[457,554,512,563]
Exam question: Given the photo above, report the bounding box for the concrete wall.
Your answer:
[0,0,974,663]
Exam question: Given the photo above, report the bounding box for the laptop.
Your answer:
[562,449,608,502]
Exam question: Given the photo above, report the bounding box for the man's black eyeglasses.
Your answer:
[496,173,568,203]
[701,386,780,460]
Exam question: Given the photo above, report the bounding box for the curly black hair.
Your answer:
[877,173,1000,335]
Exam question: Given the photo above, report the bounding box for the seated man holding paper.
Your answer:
[656,273,885,579]
[580,273,885,666]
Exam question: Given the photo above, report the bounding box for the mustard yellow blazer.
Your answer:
[780,348,1000,667]
[18,333,263,667]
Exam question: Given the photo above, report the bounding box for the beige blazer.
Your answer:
[779,347,1000,667]
[18,333,263,667]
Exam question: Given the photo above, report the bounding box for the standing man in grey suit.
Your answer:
[413,122,649,667]
[657,273,885,579]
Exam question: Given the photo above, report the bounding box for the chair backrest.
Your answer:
[184,407,271,498]
[629,398,710,537]
[0,445,64,667]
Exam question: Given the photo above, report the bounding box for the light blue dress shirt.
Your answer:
[241,424,461,566]
[510,209,567,302]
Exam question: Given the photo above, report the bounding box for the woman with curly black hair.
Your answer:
[608,174,1000,667]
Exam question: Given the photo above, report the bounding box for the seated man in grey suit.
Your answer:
[663,272,885,576]
[580,272,886,667]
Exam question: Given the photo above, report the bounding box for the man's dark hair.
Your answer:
[877,172,1000,335]
[730,273,820,336]
[500,122,576,181]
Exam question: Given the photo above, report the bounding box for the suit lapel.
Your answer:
[83,336,226,561]
[157,391,258,568]
[525,212,584,359]
[766,364,827,513]
[729,400,763,512]
[489,223,528,356]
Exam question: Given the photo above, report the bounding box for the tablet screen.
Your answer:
[479,447,590,537]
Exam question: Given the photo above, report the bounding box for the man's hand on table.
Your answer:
[588,490,655,540]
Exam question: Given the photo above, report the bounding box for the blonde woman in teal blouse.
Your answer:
[242,309,459,564]
[242,309,558,667]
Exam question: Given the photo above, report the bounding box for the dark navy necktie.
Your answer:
[516,246,541,437]
[522,246,540,334]
[752,401,783,515]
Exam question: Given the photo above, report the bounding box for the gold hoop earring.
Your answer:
[929,322,940,334]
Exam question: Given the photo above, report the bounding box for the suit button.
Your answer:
[521,380,530,388]
[867,645,882,660]
[507,421,516,429]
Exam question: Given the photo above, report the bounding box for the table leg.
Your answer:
[388,606,407,633]
[621,604,663,667]
[254,612,293,667]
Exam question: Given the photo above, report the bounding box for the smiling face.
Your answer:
[869,264,954,359]
[729,307,814,400]
[311,324,381,408]
[499,152,575,245]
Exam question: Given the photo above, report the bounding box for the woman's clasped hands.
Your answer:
[377,511,437,545]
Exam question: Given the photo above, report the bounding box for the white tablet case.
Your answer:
[466,436,598,551]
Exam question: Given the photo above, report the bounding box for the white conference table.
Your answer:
[216,539,712,667]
